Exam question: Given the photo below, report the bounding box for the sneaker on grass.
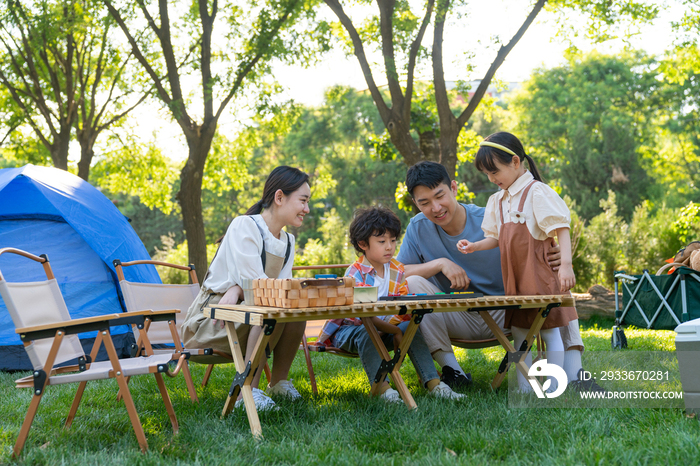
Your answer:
[379,388,402,403]
[568,369,607,393]
[267,379,301,400]
[440,366,472,391]
[234,387,278,411]
[429,381,466,399]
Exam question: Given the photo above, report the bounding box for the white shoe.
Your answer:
[430,381,466,399]
[234,387,278,411]
[266,379,301,400]
[380,388,402,403]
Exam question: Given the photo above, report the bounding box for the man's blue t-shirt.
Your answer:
[397,203,505,296]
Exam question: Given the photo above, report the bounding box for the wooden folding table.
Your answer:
[205,294,574,438]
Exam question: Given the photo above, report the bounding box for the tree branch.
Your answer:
[215,0,300,120]
[432,0,455,133]
[456,0,547,128]
[102,0,173,107]
[377,0,404,107]
[199,0,216,119]
[324,0,390,122]
[404,0,434,122]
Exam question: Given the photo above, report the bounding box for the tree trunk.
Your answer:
[49,124,72,171]
[439,124,459,179]
[418,130,440,163]
[383,113,423,167]
[178,127,216,283]
[76,129,97,181]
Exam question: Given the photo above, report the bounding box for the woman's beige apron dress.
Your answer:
[501,180,577,330]
[180,241,287,360]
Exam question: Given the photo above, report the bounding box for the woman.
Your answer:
[181,166,310,410]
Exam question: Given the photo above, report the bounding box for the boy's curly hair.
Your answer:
[349,207,402,255]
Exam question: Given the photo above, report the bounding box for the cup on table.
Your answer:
[240,278,255,305]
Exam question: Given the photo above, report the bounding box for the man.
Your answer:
[396,161,601,392]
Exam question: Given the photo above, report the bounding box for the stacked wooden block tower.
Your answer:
[253,277,355,309]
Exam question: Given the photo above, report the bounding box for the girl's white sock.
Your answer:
[563,348,583,383]
[540,327,564,393]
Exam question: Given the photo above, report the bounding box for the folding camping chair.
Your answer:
[114,259,235,393]
[0,248,188,457]
[613,264,700,348]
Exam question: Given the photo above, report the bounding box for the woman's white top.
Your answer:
[481,170,571,241]
[203,214,295,293]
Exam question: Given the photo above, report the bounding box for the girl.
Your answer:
[181,166,310,410]
[456,132,577,393]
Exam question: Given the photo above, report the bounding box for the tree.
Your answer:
[322,0,658,178]
[0,0,145,180]
[513,51,662,220]
[102,0,323,280]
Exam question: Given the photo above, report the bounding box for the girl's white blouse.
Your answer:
[481,171,571,241]
[203,214,295,293]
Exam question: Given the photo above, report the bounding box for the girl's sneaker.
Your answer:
[267,379,302,400]
[430,381,466,399]
[234,387,278,411]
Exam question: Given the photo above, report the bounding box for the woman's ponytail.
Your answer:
[524,153,544,182]
[245,199,265,216]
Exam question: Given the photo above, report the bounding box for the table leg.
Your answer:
[360,317,418,410]
[222,321,272,440]
[481,308,549,391]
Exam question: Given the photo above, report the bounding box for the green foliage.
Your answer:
[574,191,700,290]
[151,238,219,284]
[90,135,179,214]
[293,208,356,275]
[202,134,253,196]
[220,85,409,249]
[513,51,660,220]
[111,193,185,256]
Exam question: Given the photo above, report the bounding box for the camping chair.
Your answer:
[0,248,188,457]
[114,259,235,392]
[613,264,700,348]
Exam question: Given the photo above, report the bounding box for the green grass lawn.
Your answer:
[1,317,698,465]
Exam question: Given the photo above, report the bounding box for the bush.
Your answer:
[573,192,700,290]
[151,235,219,284]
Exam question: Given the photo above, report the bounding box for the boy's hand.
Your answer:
[558,265,576,292]
[456,239,475,254]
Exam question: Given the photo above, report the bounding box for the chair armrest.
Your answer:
[16,313,123,334]
[148,309,181,315]
[15,311,177,342]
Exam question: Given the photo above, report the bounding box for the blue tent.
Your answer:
[0,164,161,370]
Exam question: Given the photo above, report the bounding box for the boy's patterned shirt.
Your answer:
[315,256,409,347]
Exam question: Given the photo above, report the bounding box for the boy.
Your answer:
[316,207,464,402]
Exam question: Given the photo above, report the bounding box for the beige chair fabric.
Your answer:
[0,279,84,370]
[120,280,199,345]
